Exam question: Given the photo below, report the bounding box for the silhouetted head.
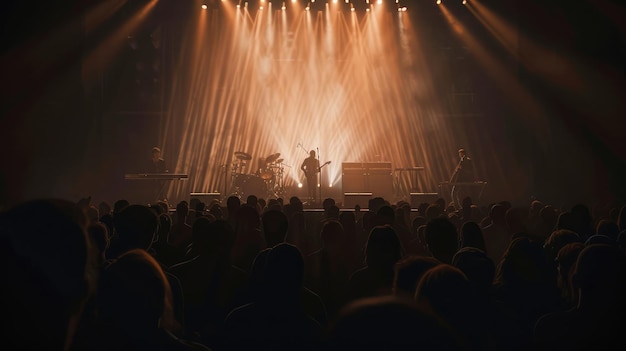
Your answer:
[263,243,305,300]
[555,242,585,305]
[245,195,258,209]
[365,226,402,268]
[459,221,486,252]
[544,229,582,261]
[113,204,159,255]
[113,199,130,215]
[452,247,495,289]
[226,195,241,215]
[596,219,620,241]
[174,200,188,218]
[0,199,94,351]
[98,249,174,331]
[487,204,505,225]
[328,295,462,351]
[309,150,316,157]
[415,264,474,315]
[496,236,551,287]
[393,255,441,297]
[321,220,344,249]
[572,244,626,306]
[262,209,289,247]
[425,217,459,264]
[376,205,395,226]
[323,198,336,212]
[425,204,442,221]
[570,203,594,240]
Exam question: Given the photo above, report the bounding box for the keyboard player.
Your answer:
[147,147,168,201]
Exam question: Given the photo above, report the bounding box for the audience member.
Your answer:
[392,255,441,299]
[221,243,322,351]
[534,244,626,351]
[343,225,402,303]
[326,295,463,351]
[424,217,459,264]
[0,199,95,351]
[97,249,210,351]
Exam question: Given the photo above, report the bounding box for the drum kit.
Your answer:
[229,150,287,198]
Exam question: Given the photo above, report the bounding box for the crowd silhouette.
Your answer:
[1,194,625,351]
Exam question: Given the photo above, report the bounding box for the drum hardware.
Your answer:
[228,151,288,199]
[264,152,281,164]
[232,151,252,176]
[229,174,268,198]
[259,169,274,180]
[234,151,252,160]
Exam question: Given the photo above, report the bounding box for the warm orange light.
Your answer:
[437,0,441,4]
[201,4,208,9]
[163,2,459,201]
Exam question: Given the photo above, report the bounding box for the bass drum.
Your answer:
[230,174,268,198]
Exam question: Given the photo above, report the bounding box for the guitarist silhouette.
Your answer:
[300,150,330,204]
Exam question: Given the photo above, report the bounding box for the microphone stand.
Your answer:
[317,147,322,206]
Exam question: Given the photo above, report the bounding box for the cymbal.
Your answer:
[264,152,281,164]
[276,158,284,164]
[234,151,252,161]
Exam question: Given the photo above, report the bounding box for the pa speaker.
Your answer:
[343,192,372,209]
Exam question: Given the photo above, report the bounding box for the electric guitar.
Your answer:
[304,161,331,178]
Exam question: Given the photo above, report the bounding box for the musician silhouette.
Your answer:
[147,147,168,201]
[149,147,168,174]
[301,150,320,203]
[449,148,474,209]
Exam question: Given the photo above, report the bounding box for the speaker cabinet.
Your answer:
[343,192,372,208]
[341,162,393,200]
